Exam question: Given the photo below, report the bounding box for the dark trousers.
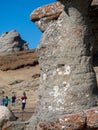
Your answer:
[22,103,26,110]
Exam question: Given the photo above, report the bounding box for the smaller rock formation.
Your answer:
[0,106,16,121]
[0,106,16,129]
[0,30,28,55]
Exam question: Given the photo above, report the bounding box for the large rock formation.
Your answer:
[30,0,98,55]
[0,30,28,55]
[1,0,98,130]
[29,0,98,129]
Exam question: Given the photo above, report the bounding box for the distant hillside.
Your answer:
[0,49,38,71]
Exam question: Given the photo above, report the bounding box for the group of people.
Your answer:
[0,96,10,106]
[0,91,27,111]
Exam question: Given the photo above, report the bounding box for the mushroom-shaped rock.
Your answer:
[2,0,98,130]
[30,1,64,32]
[29,0,98,129]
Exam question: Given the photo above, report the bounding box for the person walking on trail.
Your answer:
[21,92,27,111]
[11,94,16,106]
[4,96,10,107]
[0,96,5,105]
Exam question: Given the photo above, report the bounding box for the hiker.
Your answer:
[11,94,16,106]
[4,96,10,107]
[0,96,4,106]
[1,96,5,105]
[21,92,27,111]
[0,96,5,105]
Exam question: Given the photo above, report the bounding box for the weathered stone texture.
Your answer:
[3,0,98,130]
[30,1,98,55]
[30,1,64,21]
[86,107,98,128]
[0,106,16,130]
[90,4,98,54]
[0,30,28,55]
[30,1,64,32]
[2,122,25,130]
[29,0,98,129]
[36,0,98,116]
[28,107,98,130]
[0,106,16,121]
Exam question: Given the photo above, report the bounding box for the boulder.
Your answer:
[0,106,16,121]
[0,106,16,129]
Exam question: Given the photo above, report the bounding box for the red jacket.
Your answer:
[21,95,27,103]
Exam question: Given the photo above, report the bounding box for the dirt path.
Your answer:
[11,107,35,121]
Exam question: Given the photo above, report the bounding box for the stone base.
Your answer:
[28,107,98,130]
[2,107,98,130]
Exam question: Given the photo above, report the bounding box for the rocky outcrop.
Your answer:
[2,106,98,130]
[29,0,98,129]
[30,0,98,55]
[1,0,98,130]
[0,106,16,121]
[0,30,28,55]
[0,106,16,129]
[90,1,98,55]
[28,107,98,130]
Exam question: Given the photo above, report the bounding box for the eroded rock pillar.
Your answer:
[30,0,98,125]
